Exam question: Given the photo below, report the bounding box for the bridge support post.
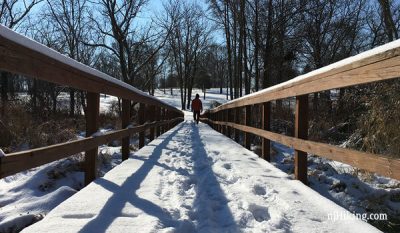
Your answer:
[262,102,271,161]
[295,95,308,184]
[85,92,99,186]
[234,108,239,142]
[121,99,130,161]
[138,103,145,149]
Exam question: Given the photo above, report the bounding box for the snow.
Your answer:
[154,88,230,111]
[21,121,379,233]
[0,24,176,110]
[269,141,400,230]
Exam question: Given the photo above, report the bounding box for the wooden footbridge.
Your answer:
[0,24,399,232]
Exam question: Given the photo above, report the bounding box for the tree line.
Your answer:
[0,0,399,114]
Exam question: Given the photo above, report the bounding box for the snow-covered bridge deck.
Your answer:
[23,121,378,233]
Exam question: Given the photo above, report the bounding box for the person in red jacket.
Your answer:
[191,94,203,124]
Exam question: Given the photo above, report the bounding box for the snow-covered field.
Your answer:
[154,88,230,111]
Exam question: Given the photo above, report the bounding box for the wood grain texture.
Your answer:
[0,35,181,114]
[295,95,308,184]
[203,119,400,181]
[210,49,400,113]
[262,102,271,161]
[121,99,131,161]
[85,92,100,185]
[0,118,182,178]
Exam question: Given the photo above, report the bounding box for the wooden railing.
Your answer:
[0,25,184,185]
[201,39,400,183]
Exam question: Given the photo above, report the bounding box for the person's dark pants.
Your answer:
[193,111,200,124]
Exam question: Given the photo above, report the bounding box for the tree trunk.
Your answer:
[378,0,399,41]
[262,0,273,89]
[254,0,260,92]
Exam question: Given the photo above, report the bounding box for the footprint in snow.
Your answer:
[253,185,267,196]
[223,163,232,170]
[248,204,270,222]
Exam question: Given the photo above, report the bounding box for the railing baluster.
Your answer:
[85,92,99,186]
[121,99,130,161]
[295,95,308,184]
[262,102,271,161]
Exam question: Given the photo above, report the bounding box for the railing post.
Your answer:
[149,105,155,141]
[121,99,130,161]
[221,110,225,135]
[85,92,99,186]
[211,113,214,129]
[138,103,145,149]
[244,105,251,149]
[234,108,239,142]
[295,95,308,184]
[227,109,231,137]
[163,108,167,133]
[262,102,271,161]
[156,107,161,137]
[219,111,223,133]
[214,112,217,130]
[216,111,219,132]
[166,109,170,131]
[160,108,164,134]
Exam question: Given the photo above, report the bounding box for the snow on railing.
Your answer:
[0,25,184,185]
[202,39,400,183]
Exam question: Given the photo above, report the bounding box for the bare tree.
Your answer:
[163,0,211,110]
[45,0,93,116]
[87,0,169,92]
[0,0,42,112]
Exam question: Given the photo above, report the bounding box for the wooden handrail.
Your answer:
[0,118,183,179]
[210,39,400,113]
[202,39,400,183]
[203,119,400,180]
[0,25,181,113]
[0,25,184,184]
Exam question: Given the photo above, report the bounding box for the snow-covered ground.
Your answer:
[0,88,229,232]
[154,88,230,111]
[1,87,395,232]
[269,142,400,232]
[22,120,378,233]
